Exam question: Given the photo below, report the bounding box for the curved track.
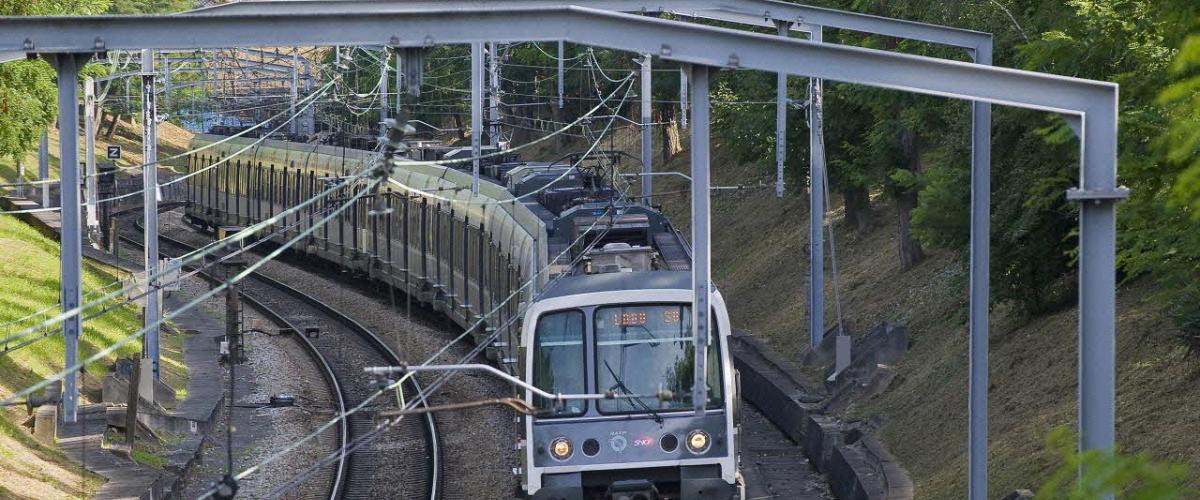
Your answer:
[122,227,441,500]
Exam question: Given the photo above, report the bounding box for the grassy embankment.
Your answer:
[0,118,193,498]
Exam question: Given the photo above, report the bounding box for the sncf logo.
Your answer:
[632,436,655,447]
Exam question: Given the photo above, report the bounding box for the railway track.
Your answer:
[121,225,441,500]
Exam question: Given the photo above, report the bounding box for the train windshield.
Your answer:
[532,310,587,417]
[594,304,722,414]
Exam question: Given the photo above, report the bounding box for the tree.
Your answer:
[1037,426,1194,499]
[0,0,112,168]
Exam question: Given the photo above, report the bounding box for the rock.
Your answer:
[1000,490,1034,500]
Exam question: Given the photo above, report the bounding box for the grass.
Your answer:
[0,213,189,497]
[0,117,195,187]
[129,448,168,469]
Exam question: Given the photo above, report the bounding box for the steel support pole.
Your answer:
[774,21,791,198]
[470,42,482,194]
[49,53,89,423]
[967,45,993,500]
[39,128,50,208]
[640,54,652,205]
[163,54,171,104]
[808,26,825,349]
[1077,95,1119,500]
[689,64,710,417]
[395,48,403,116]
[488,42,500,147]
[679,66,688,129]
[380,48,389,124]
[84,78,99,235]
[556,41,564,109]
[141,49,161,380]
[289,48,299,136]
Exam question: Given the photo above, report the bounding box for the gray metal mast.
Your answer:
[689,63,711,416]
[290,48,299,135]
[808,26,826,349]
[679,66,687,129]
[84,78,99,238]
[557,41,564,109]
[48,53,90,422]
[471,42,482,194]
[488,41,500,147]
[640,54,652,205]
[395,48,403,116]
[967,44,994,500]
[380,48,389,124]
[774,21,790,198]
[141,48,161,380]
[38,129,49,208]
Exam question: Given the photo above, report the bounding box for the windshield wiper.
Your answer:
[604,360,664,425]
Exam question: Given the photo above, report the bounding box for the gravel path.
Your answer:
[121,221,340,499]
[163,213,522,499]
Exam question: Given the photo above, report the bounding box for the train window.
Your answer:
[532,309,587,417]
[594,304,723,414]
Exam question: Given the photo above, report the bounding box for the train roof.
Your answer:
[538,270,691,299]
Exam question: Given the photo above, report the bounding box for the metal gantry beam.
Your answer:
[3,6,1120,495]
[141,48,161,380]
[640,53,653,205]
[184,0,992,50]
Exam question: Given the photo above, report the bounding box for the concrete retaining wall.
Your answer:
[731,334,913,500]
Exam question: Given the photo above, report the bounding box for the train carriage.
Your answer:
[183,134,743,500]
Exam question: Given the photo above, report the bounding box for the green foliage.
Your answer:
[1037,426,1194,499]
[0,0,113,165]
[0,60,56,160]
[107,0,191,14]
[1159,35,1200,218]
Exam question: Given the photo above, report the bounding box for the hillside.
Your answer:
[644,138,1200,498]
[0,118,192,498]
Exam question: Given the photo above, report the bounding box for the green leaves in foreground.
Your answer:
[1037,426,1194,499]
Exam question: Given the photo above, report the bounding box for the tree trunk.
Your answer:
[452,114,466,141]
[843,184,871,231]
[896,129,926,271]
[657,104,682,164]
[104,113,120,138]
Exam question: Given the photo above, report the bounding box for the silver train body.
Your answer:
[183,135,741,500]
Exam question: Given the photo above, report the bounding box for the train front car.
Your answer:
[521,271,740,500]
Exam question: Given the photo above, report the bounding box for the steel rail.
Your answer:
[124,224,441,500]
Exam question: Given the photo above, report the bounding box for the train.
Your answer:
[182,131,742,500]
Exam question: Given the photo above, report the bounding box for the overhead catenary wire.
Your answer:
[0,64,625,369]
[0,79,336,198]
[197,82,641,498]
[0,170,382,408]
[260,171,641,499]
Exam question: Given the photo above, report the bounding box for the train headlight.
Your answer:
[686,430,711,454]
[550,437,573,461]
